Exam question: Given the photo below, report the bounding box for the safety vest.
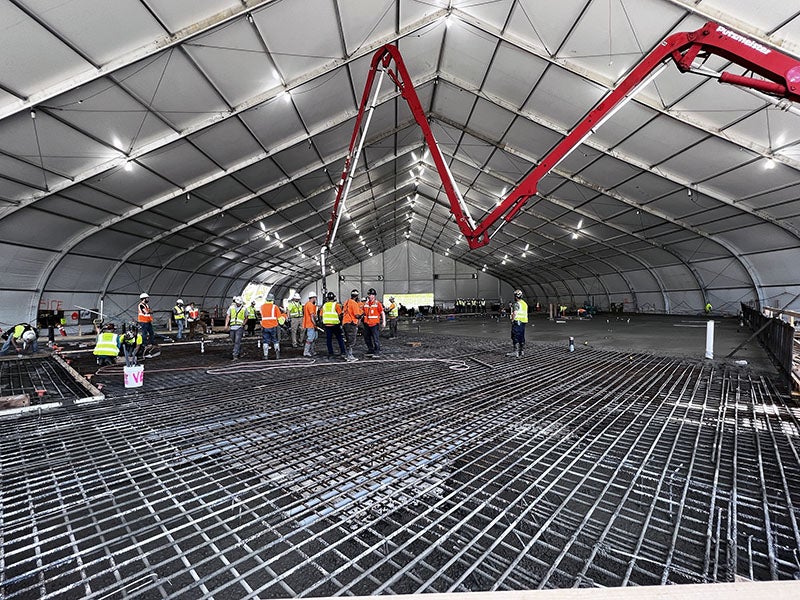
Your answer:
[321,301,341,325]
[122,333,143,347]
[187,308,198,322]
[228,305,246,326]
[513,299,528,323]
[288,300,303,318]
[302,301,317,328]
[12,324,25,339]
[93,332,119,356]
[260,302,281,328]
[342,299,362,324]
[247,305,258,320]
[363,300,383,326]
[173,305,185,320]
[387,303,398,318]
[138,301,153,323]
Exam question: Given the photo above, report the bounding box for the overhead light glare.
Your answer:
[765,157,776,169]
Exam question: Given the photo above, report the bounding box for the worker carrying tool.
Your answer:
[506,290,528,358]
[92,323,121,367]
[0,323,39,356]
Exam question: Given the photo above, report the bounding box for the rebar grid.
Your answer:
[1,337,799,599]
[0,356,91,407]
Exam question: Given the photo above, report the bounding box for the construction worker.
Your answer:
[246,300,259,337]
[385,296,399,338]
[342,289,362,362]
[92,323,121,366]
[186,302,199,340]
[173,299,185,340]
[287,292,304,347]
[507,289,528,358]
[260,293,286,359]
[302,291,318,357]
[362,288,386,357]
[121,323,143,365]
[224,296,248,360]
[705,301,713,315]
[137,293,157,355]
[320,291,346,358]
[0,323,39,356]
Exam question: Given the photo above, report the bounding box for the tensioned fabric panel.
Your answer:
[383,245,409,281]
[408,243,433,280]
[664,290,706,315]
[434,279,456,302]
[0,244,54,290]
[47,256,115,291]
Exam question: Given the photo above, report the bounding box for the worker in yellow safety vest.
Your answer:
[92,323,121,366]
[173,299,185,340]
[320,291,346,359]
[224,296,248,360]
[287,292,305,347]
[507,289,528,358]
[385,296,399,338]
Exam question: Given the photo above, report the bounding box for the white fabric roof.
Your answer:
[1,0,799,323]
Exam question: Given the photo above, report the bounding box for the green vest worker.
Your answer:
[93,324,121,366]
[507,290,528,358]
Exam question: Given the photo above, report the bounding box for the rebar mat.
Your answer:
[1,337,799,598]
[0,356,96,409]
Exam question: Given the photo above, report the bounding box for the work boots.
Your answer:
[303,341,313,357]
[506,343,519,357]
[274,343,280,360]
[518,343,525,358]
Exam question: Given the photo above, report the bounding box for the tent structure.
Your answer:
[1,0,799,328]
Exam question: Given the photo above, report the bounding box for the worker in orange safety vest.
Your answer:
[341,289,363,362]
[362,288,386,357]
[260,293,286,359]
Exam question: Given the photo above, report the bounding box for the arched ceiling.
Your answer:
[1,0,799,318]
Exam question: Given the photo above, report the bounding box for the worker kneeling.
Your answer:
[93,323,121,366]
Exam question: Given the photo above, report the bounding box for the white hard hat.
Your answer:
[293,292,301,299]
[177,298,184,304]
[22,330,36,343]
[233,296,243,304]
[308,291,317,297]
[139,292,149,299]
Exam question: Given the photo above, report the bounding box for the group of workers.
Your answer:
[222,288,394,361]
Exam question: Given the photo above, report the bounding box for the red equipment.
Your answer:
[325,21,800,251]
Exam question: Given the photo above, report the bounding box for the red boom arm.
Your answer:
[325,21,800,251]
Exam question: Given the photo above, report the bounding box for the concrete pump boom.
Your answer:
[323,20,800,258]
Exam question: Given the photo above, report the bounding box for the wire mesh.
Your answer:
[1,336,799,598]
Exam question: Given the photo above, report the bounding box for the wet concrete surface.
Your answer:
[403,312,781,378]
